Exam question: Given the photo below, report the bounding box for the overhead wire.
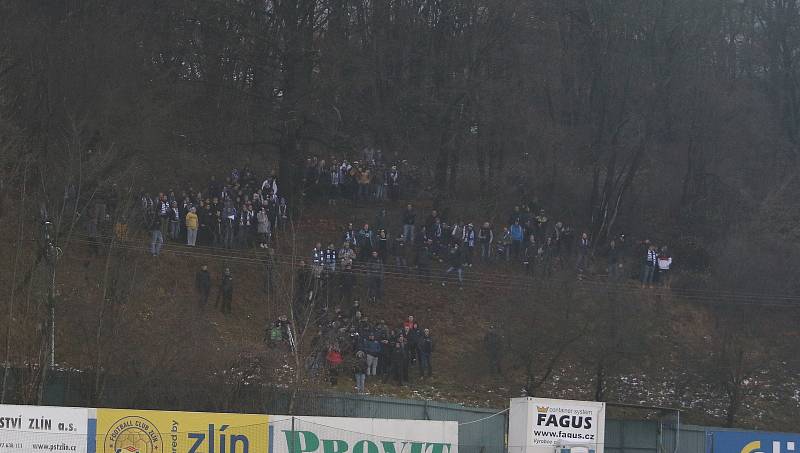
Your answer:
[54,233,800,309]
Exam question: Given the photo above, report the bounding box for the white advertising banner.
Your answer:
[0,404,91,453]
[269,416,458,453]
[508,398,605,453]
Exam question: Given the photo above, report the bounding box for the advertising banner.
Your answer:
[707,430,800,453]
[508,398,605,453]
[94,409,268,453]
[269,416,458,453]
[0,404,91,453]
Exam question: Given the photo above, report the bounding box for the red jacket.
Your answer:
[326,350,343,366]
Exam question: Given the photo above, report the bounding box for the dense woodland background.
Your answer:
[1,0,800,431]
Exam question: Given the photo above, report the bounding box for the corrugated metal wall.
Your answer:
[604,419,659,453]
[259,390,714,453]
[262,390,507,453]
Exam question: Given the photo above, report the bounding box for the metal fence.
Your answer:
[0,368,758,453]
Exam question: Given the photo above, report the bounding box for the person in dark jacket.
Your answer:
[442,243,464,288]
[478,222,494,262]
[149,213,163,257]
[389,341,408,386]
[217,268,234,314]
[523,234,537,278]
[195,265,211,308]
[417,328,433,378]
[363,334,381,376]
[353,351,368,393]
[365,251,384,303]
[576,232,590,277]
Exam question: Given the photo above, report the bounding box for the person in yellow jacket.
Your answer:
[186,207,199,246]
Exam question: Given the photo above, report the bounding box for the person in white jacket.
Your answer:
[657,246,673,288]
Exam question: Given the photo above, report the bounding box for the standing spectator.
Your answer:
[431,218,444,256]
[450,221,465,249]
[358,223,375,260]
[478,222,494,262]
[311,242,324,296]
[343,222,357,245]
[186,207,199,246]
[257,207,271,248]
[149,214,163,257]
[510,220,524,261]
[377,229,389,263]
[523,234,537,277]
[417,239,433,283]
[311,242,324,273]
[366,251,384,303]
[658,246,673,288]
[324,243,338,274]
[498,227,512,262]
[239,203,255,248]
[539,237,554,278]
[339,241,356,269]
[387,165,400,201]
[363,334,381,376]
[195,264,211,308]
[463,224,476,266]
[169,201,181,241]
[217,268,234,314]
[326,344,343,385]
[211,210,222,246]
[357,166,371,203]
[353,351,368,393]
[607,240,620,281]
[442,243,465,288]
[222,201,237,249]
[417,328,433,378]
[389,341,407,386]
[157,193,170,238]
[641,244,658,288]
[402,204,416,243]
[398,336,411,383]
[329,162,341,205]
[576,232,590,276]
[394,234,408,272]
[373,165,386,201]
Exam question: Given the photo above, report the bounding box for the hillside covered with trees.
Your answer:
[1,0,799,432]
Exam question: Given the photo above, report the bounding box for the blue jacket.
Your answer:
[362,339,381,355]
[510,224,524,241]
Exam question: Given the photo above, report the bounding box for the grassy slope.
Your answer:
[0,202,797,431]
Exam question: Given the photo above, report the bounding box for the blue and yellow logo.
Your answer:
[741,441,761,453]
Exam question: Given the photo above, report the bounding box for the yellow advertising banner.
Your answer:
[95,409,269,453]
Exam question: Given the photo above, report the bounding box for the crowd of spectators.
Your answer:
[86,149,675,394]
[270,306,434,393]
[139,167,287,255]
